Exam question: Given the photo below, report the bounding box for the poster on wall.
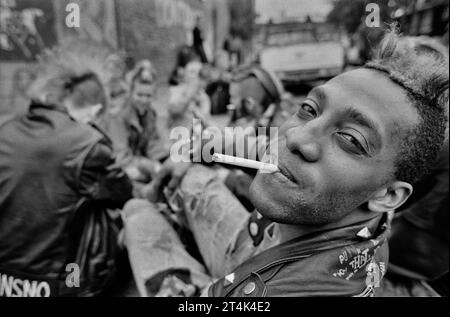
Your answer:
[0,0,58,61]
[53,0,118,49]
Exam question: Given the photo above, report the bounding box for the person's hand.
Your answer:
[124,157,161,183]
[124,165,146,182]
[142,158,192,202]
[135,157,162,180]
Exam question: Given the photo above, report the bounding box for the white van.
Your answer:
[259,22,347,83]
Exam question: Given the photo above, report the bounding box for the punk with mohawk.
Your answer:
[26,40,120,118]
[0,40,133,296]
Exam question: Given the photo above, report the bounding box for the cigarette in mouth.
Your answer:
[212,153,279,173]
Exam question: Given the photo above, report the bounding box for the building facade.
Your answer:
[0,0,231,114]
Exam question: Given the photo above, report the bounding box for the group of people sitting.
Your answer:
[0,31,448,297]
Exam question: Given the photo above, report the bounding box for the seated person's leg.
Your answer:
[122,198,211,296]
[179,165,253,279]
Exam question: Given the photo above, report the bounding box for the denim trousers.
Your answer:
[122,165,256,296]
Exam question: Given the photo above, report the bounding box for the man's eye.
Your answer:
[296,101,318,119]
[337,132,367,155]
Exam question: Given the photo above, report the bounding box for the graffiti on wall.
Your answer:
[54,0,118,49]
[0,0,57,61]
[1,0,119,113]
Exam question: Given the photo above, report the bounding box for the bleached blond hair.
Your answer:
[27,40,120,106]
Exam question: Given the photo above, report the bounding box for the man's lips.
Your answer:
[262,138,299,186]
[276,162,298,184]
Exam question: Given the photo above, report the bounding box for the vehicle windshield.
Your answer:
[265,24,341,46]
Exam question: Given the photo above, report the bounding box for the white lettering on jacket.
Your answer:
[0,273,51,297]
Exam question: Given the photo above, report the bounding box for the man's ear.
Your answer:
[368,181,413,213]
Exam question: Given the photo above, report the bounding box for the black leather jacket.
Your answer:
[209,212,391,297]
[0,102,133,297]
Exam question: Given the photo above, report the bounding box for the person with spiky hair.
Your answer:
[122,29,448,297]
[0,40,133,297]
[122,59,166,161]
[99,58,169,191]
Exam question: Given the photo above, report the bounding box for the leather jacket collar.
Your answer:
[210,212,391,297]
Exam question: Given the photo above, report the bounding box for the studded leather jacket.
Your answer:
[208,212,391,297]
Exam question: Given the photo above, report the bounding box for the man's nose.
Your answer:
[285,125,321,163]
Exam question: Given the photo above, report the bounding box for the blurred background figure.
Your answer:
[105,53,127,83]
[167,45,212,130]
[125,59,165,160]
[108,77,130,115]
[205,50,232,115]
[227,65,285,132]
[103,53,129,116]
[100,58,168,187]
[192,16,208,64]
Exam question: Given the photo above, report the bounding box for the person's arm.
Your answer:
[78,139,133,209]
